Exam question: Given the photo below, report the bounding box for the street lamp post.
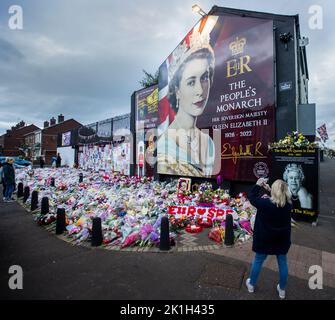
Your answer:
[192,4,207,17]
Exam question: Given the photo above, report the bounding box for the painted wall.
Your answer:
[57,146,75,167]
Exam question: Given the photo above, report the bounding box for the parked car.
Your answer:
[0,156,31,168]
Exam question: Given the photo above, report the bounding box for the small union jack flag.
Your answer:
[317,124,329,142]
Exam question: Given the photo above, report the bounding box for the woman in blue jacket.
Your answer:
[246,178,292,299]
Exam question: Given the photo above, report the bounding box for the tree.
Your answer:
[139,69,159,88]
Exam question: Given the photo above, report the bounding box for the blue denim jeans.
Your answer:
[249,253,288,290]
[4,184,14,200]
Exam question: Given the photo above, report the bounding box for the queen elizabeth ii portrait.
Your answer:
[283,163,313,209]
[157,16,218,177]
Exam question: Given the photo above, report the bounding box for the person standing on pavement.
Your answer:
[2,158,16,202]
[51,156,57,168]
[246,178,292,299]
[39,156,45,169]
[0,161,6,200]
[56,153,62,168]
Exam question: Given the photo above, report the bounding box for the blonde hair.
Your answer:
[270,179,292,207]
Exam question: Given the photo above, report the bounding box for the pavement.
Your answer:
[0,159,335,300]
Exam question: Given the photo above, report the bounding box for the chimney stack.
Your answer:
[44,121,49,128]
[58,114,64,124]
[50,117,56,126]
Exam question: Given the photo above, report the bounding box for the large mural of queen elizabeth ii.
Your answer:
[157,16,219,177]
[157,14,275,180]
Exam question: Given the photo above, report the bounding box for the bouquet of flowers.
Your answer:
[208,226,225,243]
[197,189,215,207]
[213,189,230,204]
[268,131,318,150]
[198,182,213,193]
[169,216,190,232]
[196,217,213,228]
[36,213,57,226]
[185,220,203,233]
[177,189,192,202]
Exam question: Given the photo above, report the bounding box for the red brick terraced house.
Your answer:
[0,121,40,157]
[24,115,82,165]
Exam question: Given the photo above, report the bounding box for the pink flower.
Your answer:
[121,232,139,248]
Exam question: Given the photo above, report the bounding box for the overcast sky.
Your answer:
[0,0,334,147]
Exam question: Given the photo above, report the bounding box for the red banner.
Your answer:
[168,205,235,220]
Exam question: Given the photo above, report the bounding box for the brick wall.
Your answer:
[41,119,82,164]
[1,125,40,157]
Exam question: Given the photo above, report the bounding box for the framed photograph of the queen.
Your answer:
[177,178,192,193]
[157,14,275,181]
[270,148,319,222]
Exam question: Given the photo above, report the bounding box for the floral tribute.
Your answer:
[170,182,256,244]
[268,131,318,150]
[16,167,257,249]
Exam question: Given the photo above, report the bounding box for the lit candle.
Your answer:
[217,175,222,186]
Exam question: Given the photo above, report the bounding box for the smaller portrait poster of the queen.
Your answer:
[270,148,319,222]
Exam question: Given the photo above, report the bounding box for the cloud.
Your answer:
[0,0,334,150]
[0,38,24,62]
[28,35,87,60]
[0,0,207,133]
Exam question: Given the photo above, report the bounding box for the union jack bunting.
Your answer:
[317,123,329,142]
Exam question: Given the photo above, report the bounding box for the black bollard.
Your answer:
[23,186,30,203]
[41,197,49,215]
[50,178,55,187]
[91,217,103,247]
[79,173,83,183]
[224,214,234,247]
[30,190,39,211]
[56,208,66,235]
[159,216,170,251]
[17,182,24,198]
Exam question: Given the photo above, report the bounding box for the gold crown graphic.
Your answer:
[168,30,214,81]
[229,37,247,56]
